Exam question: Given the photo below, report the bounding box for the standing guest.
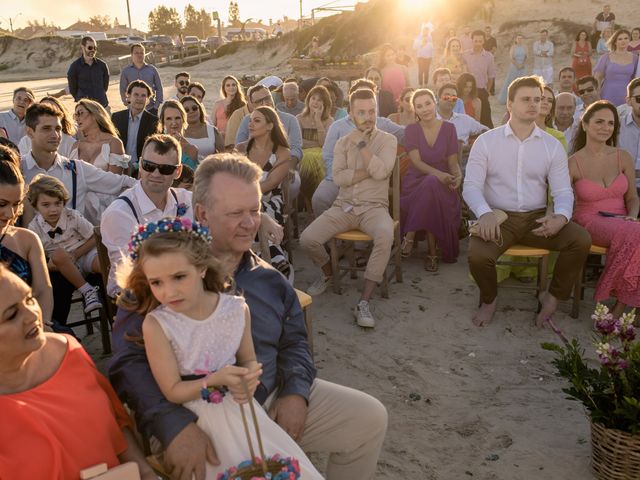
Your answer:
[554,92,578,149]
[569,100,640,318]
[438,38,467,83]
[498,34,528,104]
[538,86,568,150]
[365,67,397,118]
[378,45,409,104]
[388,87,416,126]
[170,72,191,101]
[159,100,199,172]
[463,30,496,128]
[18,96,76,159]
[556,67,583,110]
[276,81,305,116]
[301,89,397,328]
[400,88,461,271]
[67,36,109,109]
[187,82,206,104]
[212,75,247,136]
[628,28,640,53]
[484,26,498,55]
[593,4,616,48]
[181,96,223,161]
[571,31,593,79]
[457,73,482,122]
[618,78,640,191]
[459,25,473,54]
[433,68,466,114]
[0,87,35,145]
[462,76,591,327]
[597,26,613,61]
[413,27,435,87]
[119,43,163,115]
[436,84,488,148]
[594,29,639,106]
[111,80,159,171]
[532,29,555,87]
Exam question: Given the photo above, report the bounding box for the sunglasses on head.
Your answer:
[441,95,458,102]
[578,86,595,95]
[141,159,179,175]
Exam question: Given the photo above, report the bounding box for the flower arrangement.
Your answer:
[216,455,301,480]
[542,304,640,434]
[128,217,212,260]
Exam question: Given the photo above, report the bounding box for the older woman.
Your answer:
[18,96,76,158]
[181,95,223,161]
[596,26,613,61]
[212,75,247,136]
[569,101,640,318]
[400,89,461,272]
[0,265,155,479]
[438,37,466,82]
[498,34,527,104]
[571,30,593,79]
[159,100,199,171]
[628,27,640,53]
[594,29,639,106]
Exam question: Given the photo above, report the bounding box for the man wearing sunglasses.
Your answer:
[170,72,191,102]
[67,36,110,109]
[436,83,487,149]
[619,78,640,195]
[573,75,601,121]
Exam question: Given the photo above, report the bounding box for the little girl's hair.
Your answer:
[117,227,225,314]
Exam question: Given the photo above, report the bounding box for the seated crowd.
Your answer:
[0,27,640,479]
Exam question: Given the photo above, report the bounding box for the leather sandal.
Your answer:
[401,238,414,258]
[424,255,439,272]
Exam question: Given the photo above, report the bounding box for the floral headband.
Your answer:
[128,217,212,260]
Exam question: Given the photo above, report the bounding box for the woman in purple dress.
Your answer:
[594,29,639,106]
[400,88,461,272]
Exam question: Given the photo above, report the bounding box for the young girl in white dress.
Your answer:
[117,217,323,479]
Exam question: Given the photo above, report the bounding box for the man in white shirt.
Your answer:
[619,78,640,192]
[0,87,35,144]
[462,76,591,327]
[554,92,578,151]
[532,29,555,87]
[436,83,488,147]
[100,134,192,297]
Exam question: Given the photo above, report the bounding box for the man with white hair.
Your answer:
[277,81,305,116]
[554,92,578,151]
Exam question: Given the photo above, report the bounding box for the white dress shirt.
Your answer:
[100,181,193,296]
[28,208,93,255]
[18,133,76,159]
[463,122,573,221]
[436,111,488,146]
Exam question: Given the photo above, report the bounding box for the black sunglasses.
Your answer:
[178,80,189,86]
[85,46,96,51]
[141,159,179,175]
[184,105,199,112]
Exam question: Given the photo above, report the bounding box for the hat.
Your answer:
[257,75,283,90]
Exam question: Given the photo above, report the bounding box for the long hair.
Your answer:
[444,37,462,57]
[607,29,631,52]
[575,30,590,42]
[41,96,75,136]
[159,100,187,134]
[397,87,415,113]
[300,85,332,121]
[572,100,620,153]
[180,95,206,125]
[376,44,396,70]
[220,75,247,119]
[247,106,290,154]
[457,73,478,100]
[543,86,557,128]
[116,231,225,315]
[76,99,118,137]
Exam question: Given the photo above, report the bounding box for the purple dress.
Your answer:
[594,53,639,106]
[400,121,460,262]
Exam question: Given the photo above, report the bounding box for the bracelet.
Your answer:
[200,374,227,404]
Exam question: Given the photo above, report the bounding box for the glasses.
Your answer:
[578,86,596,95]
[141,159,179,175]
[184,105,199,113]
[252,95,271,105]
[178,80,189,86]
[85,45,96,51]
[441,95,458,102]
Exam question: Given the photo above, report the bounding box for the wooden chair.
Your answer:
[328,157,403,298]
[66,278,112,355]
[571,244,608,319]
[94,226,118,324]
[80,462,140,480]
[279,169,298,262]
[495,244,551,310]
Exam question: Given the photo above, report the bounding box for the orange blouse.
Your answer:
[0,335,132,480]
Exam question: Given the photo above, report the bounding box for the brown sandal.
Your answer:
[401,238,414,258]
[424,255,439,272]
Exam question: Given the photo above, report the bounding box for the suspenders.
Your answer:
[115,188,180,224]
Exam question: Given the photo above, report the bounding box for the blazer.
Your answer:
[111,109,159,160]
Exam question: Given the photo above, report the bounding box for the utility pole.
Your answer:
[125,0,133,35]
[299,0,303,29]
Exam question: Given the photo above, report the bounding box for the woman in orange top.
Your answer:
[0,265,155,480]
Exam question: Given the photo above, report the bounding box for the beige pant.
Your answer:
[265,379,388,480]
[300,206,395,283]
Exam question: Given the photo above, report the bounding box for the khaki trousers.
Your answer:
[468,209,592,304]
[300,206,395,283]
[265,379,388,480]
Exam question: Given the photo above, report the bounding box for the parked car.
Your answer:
[115,36,149,46]
[183,36,201,48]
[147,35,175,49]
[206,36,228,51]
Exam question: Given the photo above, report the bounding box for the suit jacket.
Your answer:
[111,109,159,160]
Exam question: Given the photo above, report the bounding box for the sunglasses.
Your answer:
[178,80,189,86]
[441,95,458,102]
[141,159,179,175]
[184,105,199,113]
[85,45,96,51]
[578,86,596,95]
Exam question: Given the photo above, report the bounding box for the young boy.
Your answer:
[27,174,102,313]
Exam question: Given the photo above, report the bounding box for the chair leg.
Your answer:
[570,265,585,319]
[99,307,112,355]
[329,239,341,295]
[394,228,403,283]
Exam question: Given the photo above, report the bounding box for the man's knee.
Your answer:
[565,223,592,253]
[468,239,498,269]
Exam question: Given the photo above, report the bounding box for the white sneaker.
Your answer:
[354,300,375,328]
[82,286,103,313]
[307,274,332,296]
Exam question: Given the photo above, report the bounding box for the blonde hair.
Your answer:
[76,99,119,137]
[27,174,70,208]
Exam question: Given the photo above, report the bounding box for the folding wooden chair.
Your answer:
[571,244,608,319]
[495,244,551,311]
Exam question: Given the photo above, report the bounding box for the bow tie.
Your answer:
[48,227,63,239]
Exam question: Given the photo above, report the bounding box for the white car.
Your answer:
[115,36,149,46]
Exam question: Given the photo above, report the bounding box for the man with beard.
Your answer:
[171,72,191,101]
[67,36,110,109]
[0,87,35,144]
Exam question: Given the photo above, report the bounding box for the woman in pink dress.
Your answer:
[378,44,409,104]
[212,75,247,136]
[568,101,640,318]
[571,30,593,79]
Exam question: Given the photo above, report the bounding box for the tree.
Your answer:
[184,5,212,37]
[148,6,182,36]
[88,15,111,31]
[228,1,240,27]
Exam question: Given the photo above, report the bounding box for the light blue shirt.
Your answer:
[453,98,465,114]
[618,111,640,185]
[126,111,142,164]
[119,63,164,110]
[0,109,25,144]
[236,110,303,162]
[321,116,405,181]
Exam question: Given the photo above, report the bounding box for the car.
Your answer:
[206,36,228,51]
[115,36,149,46]
[183,36,200,47]
[147,35,175,48]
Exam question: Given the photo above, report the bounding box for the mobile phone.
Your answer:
[598,211,619,217]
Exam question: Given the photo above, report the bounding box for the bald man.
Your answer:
[555,92,578,152]
[276,82,305,116]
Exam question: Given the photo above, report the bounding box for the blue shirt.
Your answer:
[619,111,640,185]
[453,98,465,114]
[322,116,405,181]
[235,110,303,162]
[125,111,142,164]
[108,251,315,447]
[67,56,110,107]
[0,109,25,144]
[119,63,164,110]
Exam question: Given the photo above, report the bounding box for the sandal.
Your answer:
[401,238,414,258]
[424,255,439,272]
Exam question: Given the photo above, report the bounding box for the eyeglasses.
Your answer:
[177,80,189,86]
[252,95,271,105]
[441,95,458,102]
[141,159,179,175]
[184,105,199,113]
[578,86,596,95]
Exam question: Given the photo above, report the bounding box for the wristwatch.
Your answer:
[357,140,367,150]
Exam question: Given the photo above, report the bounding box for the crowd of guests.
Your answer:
[0,11,640,476]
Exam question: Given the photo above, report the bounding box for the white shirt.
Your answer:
[618,111,640,186]
[0,109,25,144]
[436,111,488,146]
[533,40,554,69]
[28,208,94,255]
[18,133,76,159]
[463,123,573,221]
[100,181,193,296]
[21,153,137,222]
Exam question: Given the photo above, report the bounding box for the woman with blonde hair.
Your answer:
[212,75,247,136]
[159,100,199,172]
[438,37,466,82]
[497,34,527,104]
[596,26,613,61]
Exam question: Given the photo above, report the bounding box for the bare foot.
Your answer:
[472,300,497,327]
[535,292,559,328]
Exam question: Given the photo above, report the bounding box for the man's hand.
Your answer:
[165,423,219,480]
[532,214,567,238]
[268,395,308,443]
[348,127,372,146]
[476,211,501,242]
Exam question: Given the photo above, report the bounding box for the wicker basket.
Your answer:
[591,421,640,480]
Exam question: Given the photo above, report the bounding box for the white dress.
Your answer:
[185,124,217,161]
[150,295,323,479]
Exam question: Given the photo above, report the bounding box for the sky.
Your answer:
[4,0,349,32]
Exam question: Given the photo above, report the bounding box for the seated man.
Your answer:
[554,92,578,152]
[108,153,387,480]
[276,80,305,116]
[436,83,488,149]
[462,76,591,327]
[300,88,397,328]
[618,77,640,194]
